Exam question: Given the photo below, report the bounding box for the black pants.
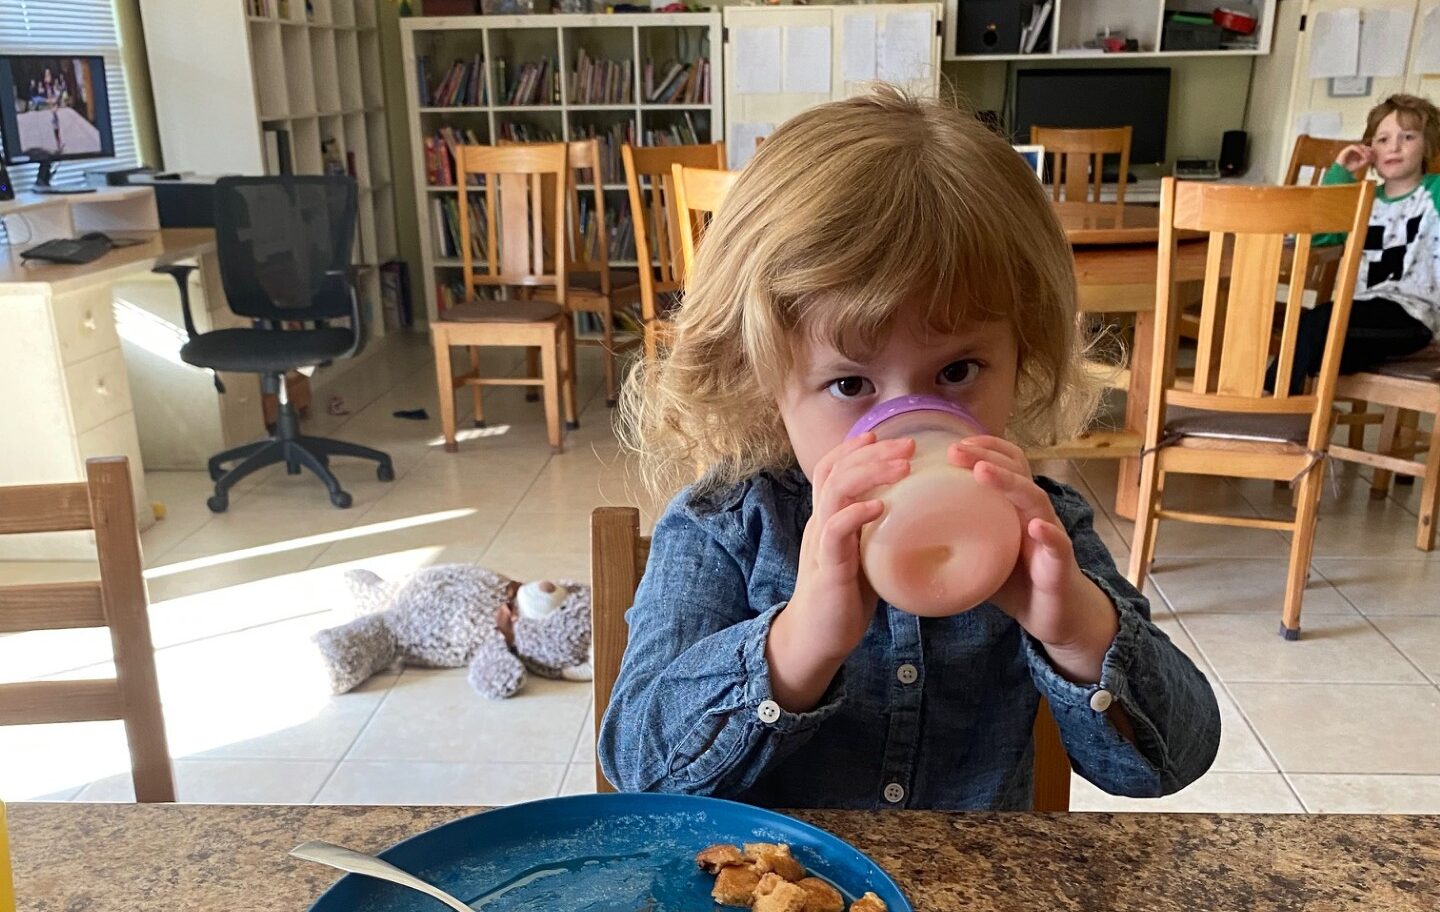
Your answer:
[1266,297,1434,395]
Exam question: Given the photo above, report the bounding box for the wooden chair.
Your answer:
[671,163,738,279]
[1284,134,1360,186]
[589,507,1071,811]
[0,457,175,802]
[563,138,642,408]
[621,142,726,360]
[1331,348,1440,551]
[1030,126,1132,204]
[1129,179,1374,640]
[431,143,580,454]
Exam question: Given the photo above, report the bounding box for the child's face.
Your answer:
[1370,111,1427,183]
[778,311,1019,480]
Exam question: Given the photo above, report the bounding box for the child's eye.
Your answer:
[826,376,874,399]
[938,360,982,385]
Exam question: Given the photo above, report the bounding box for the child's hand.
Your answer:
[766,432,913,711]
[1336,143,1375,176]
[949,436,1119,683]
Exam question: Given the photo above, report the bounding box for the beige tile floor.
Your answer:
[2,335,1439,813]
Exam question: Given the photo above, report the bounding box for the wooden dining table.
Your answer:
[8,802,1440,911]
[1047,201,1218,520]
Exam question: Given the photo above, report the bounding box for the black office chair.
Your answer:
[155,176,394,512]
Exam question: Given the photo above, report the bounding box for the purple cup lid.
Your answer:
[845,395,987,440]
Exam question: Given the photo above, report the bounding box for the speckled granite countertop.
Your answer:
[8,803,1439,911]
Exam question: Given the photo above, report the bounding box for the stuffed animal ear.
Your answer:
[344,568,396,619]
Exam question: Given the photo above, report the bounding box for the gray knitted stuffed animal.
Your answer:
[313,564,592,699]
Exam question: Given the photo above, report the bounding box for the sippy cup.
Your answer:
[848,395,1023,616]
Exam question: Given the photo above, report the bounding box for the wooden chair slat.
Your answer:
[672,164,738,280]
[0,581,106,634]
[0,679,124,726]
[0,483,92,534]
[1029,126,1131,204]
[1216,232,1284,398]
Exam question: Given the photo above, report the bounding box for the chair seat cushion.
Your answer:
[1164,405,1313,446]
[1374,344,1440,382]
[180,327,353,373]
[440,300,563,323]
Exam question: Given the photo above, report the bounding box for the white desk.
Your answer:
[0,189,264,559]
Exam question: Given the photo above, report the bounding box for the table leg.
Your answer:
[1115,310,1154,521]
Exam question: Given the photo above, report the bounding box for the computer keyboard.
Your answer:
[20,235,113,265]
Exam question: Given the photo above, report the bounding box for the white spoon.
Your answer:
[290,840,472,912]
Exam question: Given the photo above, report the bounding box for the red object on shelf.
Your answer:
[1212,7,1257,35]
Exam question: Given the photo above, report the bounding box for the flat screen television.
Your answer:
[1012,67,1171,171]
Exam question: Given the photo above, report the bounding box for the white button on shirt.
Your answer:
[883,783,905,804]
[757,700,782,724]
[896,664,918,685]
[1089,689,1114,712]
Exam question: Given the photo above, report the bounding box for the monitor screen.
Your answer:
[1012,68,1171,167]
[0,54,114,164]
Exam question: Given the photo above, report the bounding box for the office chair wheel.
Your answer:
[330,490,353,509]
[206,493,229,513]
[377,464,395,482]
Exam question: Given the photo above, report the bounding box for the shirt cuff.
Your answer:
[1021,569,1143,720]
[738,602,848,734]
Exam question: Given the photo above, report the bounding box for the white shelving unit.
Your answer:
[944,0,1275,61]
[400,12,723,325]
[139,0,400,336]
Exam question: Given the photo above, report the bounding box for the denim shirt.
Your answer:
[598,468,1221,810]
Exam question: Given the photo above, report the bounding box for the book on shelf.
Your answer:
[570,120,634,184]
[425,126,488,186]
[496,122,559,143]
[643,56,709,104]
[570,49,633,105]
[421,54,487,107]
[643,112,703,147]
[263,125,293,175]
[380,260,412,330]
[505,59,557,106]
[432,194,490,261]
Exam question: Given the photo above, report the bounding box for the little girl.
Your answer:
[600,89,1220,810]
[1271,93,1440,394]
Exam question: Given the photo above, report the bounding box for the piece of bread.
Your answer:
[754,872,809,912]
[697,843,746,874]
[796,877,845,912]
[713,864,762,907]
[849,892,888,912]
[744,842,807,882]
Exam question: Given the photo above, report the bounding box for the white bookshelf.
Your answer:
[943,0,1276,61]
[139,0,401,336]
[400,12,723,324]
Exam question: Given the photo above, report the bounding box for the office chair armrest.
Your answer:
[152,263,201,340]
[326,268,367,361]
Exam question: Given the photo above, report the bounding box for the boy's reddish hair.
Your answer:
[1364,94,1440,167]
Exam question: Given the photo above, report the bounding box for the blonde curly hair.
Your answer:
[622,87,1097,498]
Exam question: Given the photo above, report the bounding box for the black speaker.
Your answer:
[0,161,13,201]
[1220,130,1248,177]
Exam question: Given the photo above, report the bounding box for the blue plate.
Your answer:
[308,793,912,911]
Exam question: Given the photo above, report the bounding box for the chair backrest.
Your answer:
[564,138,616,294]
[621,143,726,344]
[1284,134,1358,186]
[671,163,738,280]
[1152,179,1374,449]
[0,458,175,802]
[453,143,569,302]
[588,507,1070,810]
[213,176,358,321]
[1030,126,1132,204]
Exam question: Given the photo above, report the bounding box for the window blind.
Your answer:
[0,0,139,192]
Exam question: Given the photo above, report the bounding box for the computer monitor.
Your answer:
[1011,68,1171,172]
[0,54,114,194]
